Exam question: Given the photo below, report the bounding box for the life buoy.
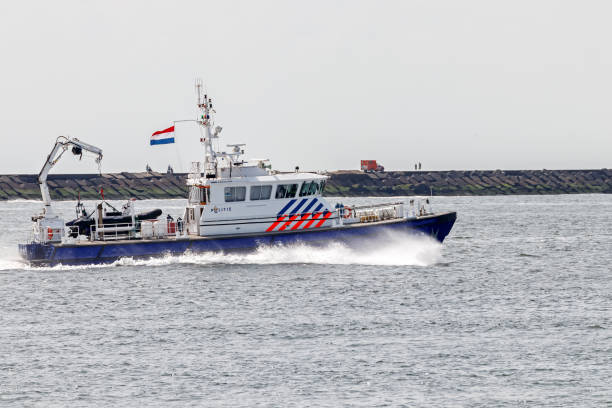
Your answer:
[47,227,53,240]
[343,207,352,218]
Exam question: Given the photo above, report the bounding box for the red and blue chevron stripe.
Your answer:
[266,198,331,232]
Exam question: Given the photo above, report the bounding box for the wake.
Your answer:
[0,231,443,271]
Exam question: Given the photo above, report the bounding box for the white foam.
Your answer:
[0,231,442,271]
[115,231,442,267]
[2,199,42,203]
[0,247,25,271]
[0,257,119,272]
[0,259,27,271]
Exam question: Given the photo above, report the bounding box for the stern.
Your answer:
[19,242,55,266]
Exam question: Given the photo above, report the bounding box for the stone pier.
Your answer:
[1,169,611,201]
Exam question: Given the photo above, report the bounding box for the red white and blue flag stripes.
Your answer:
[266,198,332,232]
[151,126,175,145]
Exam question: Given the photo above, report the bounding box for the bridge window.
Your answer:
[299,182,310,197]
[275,184,298,199]
[320,180,326,194]
[224,186,246,202]
[250,185,272,200]
[299,181,321,196]
[309,181,320,195]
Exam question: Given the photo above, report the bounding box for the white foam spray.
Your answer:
[1,231,442,271]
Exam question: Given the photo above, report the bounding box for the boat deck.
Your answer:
[54,213,450,248]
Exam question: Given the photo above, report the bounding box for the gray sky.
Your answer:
[1,0,610,174]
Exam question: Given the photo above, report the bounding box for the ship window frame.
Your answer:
[250,185,272,201]
[275,183,298,199]
[287,184,298,197]
[299,181,321,197]
[299,181,310,197]
[309,181,319,195]
[224,186,246,202]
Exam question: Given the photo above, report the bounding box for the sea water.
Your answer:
[0,195,610,407]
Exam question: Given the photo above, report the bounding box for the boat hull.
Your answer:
[19,212,456,266]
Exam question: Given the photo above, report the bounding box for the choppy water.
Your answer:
[1,195,610,407]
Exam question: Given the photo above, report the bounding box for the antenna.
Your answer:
[194,78,217,178]
[195,78,204,107]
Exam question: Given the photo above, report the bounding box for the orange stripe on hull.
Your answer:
[314,212,332,228]
[290,213,311,230]
[266,216,286,232]
[278,215,299,231]
[302,212,322,229]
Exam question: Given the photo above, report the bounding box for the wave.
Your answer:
[118,235,442,267]
[1,199,42,203]
[0,232,442,271]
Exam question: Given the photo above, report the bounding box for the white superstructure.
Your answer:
[181,81,335,236]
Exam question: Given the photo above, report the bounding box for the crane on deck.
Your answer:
[34,136,103,242]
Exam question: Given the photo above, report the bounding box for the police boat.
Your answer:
[19,84,456,266]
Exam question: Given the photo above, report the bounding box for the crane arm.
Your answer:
[38,136,103,207]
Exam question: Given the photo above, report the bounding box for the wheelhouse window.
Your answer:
[319,180,326,194]
[299,181,321,197]
[250,185,272,200]
[275,184,298,199]
[224,186,246,202]
[299,181,310,197]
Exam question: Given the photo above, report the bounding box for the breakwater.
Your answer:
[1,169,611,201]
[324,169,612,196]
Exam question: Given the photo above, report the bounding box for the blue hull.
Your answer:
[19,212,456,266]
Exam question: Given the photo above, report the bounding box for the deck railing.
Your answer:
[337,203,405,225]
[91,223,137,241]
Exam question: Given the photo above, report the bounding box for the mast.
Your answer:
[195,79,219,178]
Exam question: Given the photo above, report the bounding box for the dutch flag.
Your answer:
[150,126,175,145]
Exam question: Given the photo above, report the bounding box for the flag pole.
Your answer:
[170,120,193,173]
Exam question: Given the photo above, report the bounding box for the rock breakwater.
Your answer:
[324,169,612,196]
[1,169,611,201]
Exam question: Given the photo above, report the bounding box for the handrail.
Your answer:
[93,222,135,230]
[349,202,404,210]
[91,222,137,241]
